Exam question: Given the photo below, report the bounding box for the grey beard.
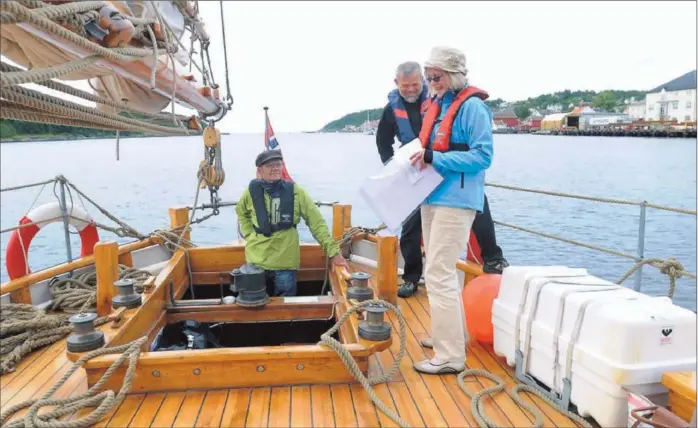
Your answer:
[402,94,419,103]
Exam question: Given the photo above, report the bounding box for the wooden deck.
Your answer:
[1,287,582,427]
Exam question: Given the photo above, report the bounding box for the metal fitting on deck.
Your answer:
[229,263,270,308]
[67,312,105,353]
[358,304,392,341]
[346,271,374,302]
[112,278,142,309]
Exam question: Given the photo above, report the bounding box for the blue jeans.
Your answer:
[266,270,297,296]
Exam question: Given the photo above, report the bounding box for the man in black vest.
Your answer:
[236,150,348,296]
[375,61,509,298]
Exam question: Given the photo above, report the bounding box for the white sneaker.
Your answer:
[420,337,433,348]
[413,358,465,374]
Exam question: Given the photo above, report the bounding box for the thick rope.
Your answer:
[0,266,152,375]
[337,224,387,246]
[318,299,409,428]
[617,257,694,298]
[1,86,187,136]
[0,56,101,87]
[457,369,592,428]
[0,106,129,134]
[0,336,148,428]
[0,62,191,125]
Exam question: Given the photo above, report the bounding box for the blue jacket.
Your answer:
[423,89,493,212]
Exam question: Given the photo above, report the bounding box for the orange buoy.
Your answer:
[462,274,501,344]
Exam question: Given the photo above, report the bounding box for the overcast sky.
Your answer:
[4,1,697,133]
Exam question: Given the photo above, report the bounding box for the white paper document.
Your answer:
[359,139,443,232]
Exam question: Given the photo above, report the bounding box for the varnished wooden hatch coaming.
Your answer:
[67,243,393,393]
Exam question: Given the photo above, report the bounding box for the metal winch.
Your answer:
[358,304,392,341]
[112,278,142,309]
[66,312,105,353]
[229,263,270,307]
[346,271,374,302]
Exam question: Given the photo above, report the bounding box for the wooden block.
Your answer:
[375,235,398,305]
[168,207,190,241]
[95,241,119,317]
[663,371,697,423]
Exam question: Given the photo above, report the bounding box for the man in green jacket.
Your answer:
[236,149,348,296]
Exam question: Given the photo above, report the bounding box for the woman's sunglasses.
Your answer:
[426,74,443,83]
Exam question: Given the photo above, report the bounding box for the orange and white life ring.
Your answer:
[5,202,99,279]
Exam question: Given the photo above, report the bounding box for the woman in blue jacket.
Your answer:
[410,46,494,374]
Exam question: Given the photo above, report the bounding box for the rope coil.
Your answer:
[0,336,148,428]
[318,298,409,428]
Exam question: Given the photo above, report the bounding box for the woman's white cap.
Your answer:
[424,46,467,74]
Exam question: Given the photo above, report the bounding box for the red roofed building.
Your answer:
[493,109,520,128]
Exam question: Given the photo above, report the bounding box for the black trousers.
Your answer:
[400,194,502,284]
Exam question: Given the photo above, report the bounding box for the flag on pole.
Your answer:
[263,107,293,182]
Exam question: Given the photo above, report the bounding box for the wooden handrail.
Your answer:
[0,239,155,296]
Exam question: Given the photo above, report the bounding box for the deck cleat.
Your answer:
[230,263,270,307]
[346,271,374,302]
[67,312,105,353]
[358,303,392,341]
[112,278,142,309]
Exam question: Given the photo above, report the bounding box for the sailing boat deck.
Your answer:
[1,283,581,428]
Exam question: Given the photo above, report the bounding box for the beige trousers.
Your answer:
[421,205,476,363]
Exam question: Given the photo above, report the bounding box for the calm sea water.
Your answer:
[1,134,696,311]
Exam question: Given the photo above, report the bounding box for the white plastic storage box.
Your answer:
[492,266,697,428]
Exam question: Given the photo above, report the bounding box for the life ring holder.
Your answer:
[5,202,100,280]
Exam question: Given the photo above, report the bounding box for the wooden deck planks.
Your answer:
[0,290,588,428]
[195,390,230,427]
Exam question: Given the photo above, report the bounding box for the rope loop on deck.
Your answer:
[318,298,410,428]
[457,368,593,428]
[0,336,147,428]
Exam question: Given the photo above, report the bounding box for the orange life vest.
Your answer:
[418,86,489,152]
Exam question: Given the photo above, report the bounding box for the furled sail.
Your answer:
[0,0,231,133]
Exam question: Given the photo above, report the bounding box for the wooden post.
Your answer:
[375,235,398,305]
[342,205,352,233]
[9,288,32,305]
[169,207,191,241]
[95,241,119,317]
[332,204,351,241]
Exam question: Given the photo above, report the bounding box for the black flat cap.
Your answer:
[255,149,283,167]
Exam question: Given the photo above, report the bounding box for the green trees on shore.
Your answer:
[322,89,647,130]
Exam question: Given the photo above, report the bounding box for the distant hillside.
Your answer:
[321,89,648,129]
[484,89,647,118]
[320,108,383,132]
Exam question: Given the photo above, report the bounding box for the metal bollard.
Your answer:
[347,271,374,302]
[358,304,392,341]
[67,312,105,352]
[112,278,142,309]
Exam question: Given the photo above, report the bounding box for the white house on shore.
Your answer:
[644,70,696,122]
[625,98,646,120]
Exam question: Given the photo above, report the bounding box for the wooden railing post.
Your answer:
[332,204,352,241]
[169,207,191,241]
[95,241,119,316]
[375,235,398,305]
[9,287,32,305]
